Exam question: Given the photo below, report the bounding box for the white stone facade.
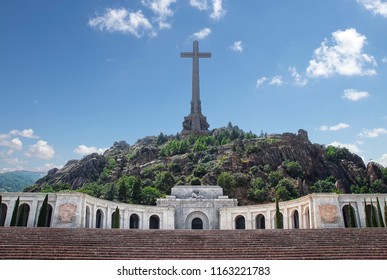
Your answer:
[1,187,387,230]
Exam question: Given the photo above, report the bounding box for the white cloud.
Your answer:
[0,137,23,151]
[9,129,39,139]
[360,128,387,138]
[382,56,387,63]
[141,0,176,29]
[25,140,55,160]
[230,41,243,52]
[320,123,350,131]
[210,0,226,20]
[256,77,267,89]
[329,141,362,154]
[88,8,153,38]
[34,163,63,173]
[192,27,211,39]
[190,0,208,10]
[269,76,283,86]
[376,154,387,167]
[306,28,377,78]
[74,145,108,156]
[342,89,370,101]
[358,0,387,17]
[288,66,308,86]
[3,157,27,166]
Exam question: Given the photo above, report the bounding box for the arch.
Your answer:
[45,204,53,227]
[130,214,140,229]
[149,215,160,229]
[235,215,246,229]
[0,203,7,226]
[192,218,203,230]
[365,204,379,227]
[111,210,120,228]
[85,206,91,228]
[185,211,209,230]
[342,204,357,228]
[292,210,300,229]
[96,209,104,228]
[255,214,265,229]
[17,203,30,227]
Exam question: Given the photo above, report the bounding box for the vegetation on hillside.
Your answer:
[0,171,45,192]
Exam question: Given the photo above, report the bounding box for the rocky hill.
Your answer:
[26,125,387,205]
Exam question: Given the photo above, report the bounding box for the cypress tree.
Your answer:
[370,200,377,227]
[376,197,385,227]
[348,203,356,228]
[275,197,283,229]
[112,207,120,229]
[10,197,20,226]
[37,194,49,227]
[384,200,387,228]
[364,199,371,227]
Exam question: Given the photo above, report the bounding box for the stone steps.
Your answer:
[1,227,387,259]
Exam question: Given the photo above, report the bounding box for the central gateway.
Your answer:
[157,185,237,230]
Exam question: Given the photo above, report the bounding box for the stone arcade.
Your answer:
[1,188,386,230]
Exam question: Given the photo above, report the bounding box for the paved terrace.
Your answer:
[1,227,387,260]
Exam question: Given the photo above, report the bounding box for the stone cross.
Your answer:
[180,40,211,134]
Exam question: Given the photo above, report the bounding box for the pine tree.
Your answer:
[364,199,371,227]
[37,194,49,227]
[112,207,120,229]
[10,197,20,227]
[376,197,385,227]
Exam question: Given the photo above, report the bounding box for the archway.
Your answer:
[292,210,300,229]
[185,211,209,230]
[130,214,140,229]
[365,204,378,227]
[45,204,53,227]
[235,215,246,229]
[149,215,160,229]
[85,206,91,228]
[342,204,357,228]
[256,214,265,229]
[111,210,120,228]
[275,212,283,229]
[192,218,203,229]
[17,203,30,227]
[0,203,7,226]
[96,209,103,228]
[304,207,310,229]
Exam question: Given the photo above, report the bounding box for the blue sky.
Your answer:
[1,0,387,173]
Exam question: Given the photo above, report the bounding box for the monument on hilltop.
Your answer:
[180,40,211,135]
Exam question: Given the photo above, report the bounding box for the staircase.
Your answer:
[1,227,387,259]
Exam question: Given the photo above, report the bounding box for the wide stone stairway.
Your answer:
[1,227,387,259]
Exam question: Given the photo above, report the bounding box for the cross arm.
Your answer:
[180,52,194,58]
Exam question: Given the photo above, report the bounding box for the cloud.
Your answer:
[376,154,387,167]
[256,77,268,89]
[3,157,27,166]
[288,67,308,86]
[329,141,362,154]
[268,76,283,86]
[358,0,387,17]
[9,129,39,139]
[383,56,387,63]
[74,145,108,156]
[190,0,208,10]
[360,128,387,138]
[192,27,211,39]
[34,163,63,173]
[25,140,55,160]
[342,89,370,101]
[141,0,176,29]
[320,123,350,131]
[230,41,243,52]
[88,8,153,38]
[0,137,23,151]
[306,28,377,78]
[210,0,226,21]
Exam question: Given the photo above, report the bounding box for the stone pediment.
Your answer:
[170,185,224,199]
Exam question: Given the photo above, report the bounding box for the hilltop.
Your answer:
[25,125,387,205]
[0,171,45,192]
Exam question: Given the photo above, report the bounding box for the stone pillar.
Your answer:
[28,199,39,227]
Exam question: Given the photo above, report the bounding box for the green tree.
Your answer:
[130,176,142,204]
[370,200,377,227]
[282,160,303,179]
[376,197,385,227]
[384,200,387,228]
[268,171,283,187]
[364,199,371,227]
[193,164,207,178]
[275,197,283,229]
[117,176,131,202]
[275,178,298,201]
[141,186,162,205]
[310,177,336,193]
[37,194,49,227]
[348,203,357,228]
[370,179,387,193]
[104,183,117,201]
[217,172,236,195]
[154,171,175,194]
[10,196,20,226]
[190,177,201,185]
[112,207,120,229]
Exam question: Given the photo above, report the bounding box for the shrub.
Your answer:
[141,186,162,205]
[190,177,201,185]
[282,160,303,179]
[154,171,175,194]
[310,177,336,193]
[275,178,298,201]
[217,172,236,194]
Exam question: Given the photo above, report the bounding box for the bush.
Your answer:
[154,171,175,194]
[310,177,336,193]
[275,178,298,201]
[217,172,236,194]
[250,177,266,190]
[193,164,207,178]
[282,160,303,179]
[190,177,201,185]
[141,186,162,205]
[268,171,283,187]
[248,187,267,203]
[326,145,351,162]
